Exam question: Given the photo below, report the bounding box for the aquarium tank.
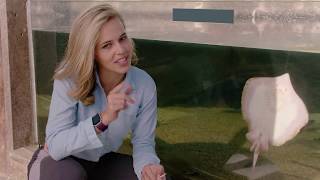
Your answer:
[31,1,320,179]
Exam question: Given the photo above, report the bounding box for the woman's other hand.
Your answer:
[101,81,135,125]
[142,164,166,180]
[44,143,49,153]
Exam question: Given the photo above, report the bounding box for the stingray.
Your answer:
[241,73,309,168]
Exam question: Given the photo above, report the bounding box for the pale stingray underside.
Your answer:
[241,73,309,167]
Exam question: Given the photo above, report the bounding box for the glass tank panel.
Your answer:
[31,1,320,179]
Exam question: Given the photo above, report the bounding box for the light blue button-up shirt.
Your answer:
[45,66,160,179]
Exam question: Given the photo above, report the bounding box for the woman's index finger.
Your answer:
[109,81,125,94]
[124,84,132,95]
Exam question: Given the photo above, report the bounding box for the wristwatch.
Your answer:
[92,113,109,132]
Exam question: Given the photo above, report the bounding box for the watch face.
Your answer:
[92,113,101,125]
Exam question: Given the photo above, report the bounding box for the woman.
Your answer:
[28,4,166,180]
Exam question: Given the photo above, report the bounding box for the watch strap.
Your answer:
[96,121,109,132]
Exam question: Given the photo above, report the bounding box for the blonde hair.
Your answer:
[54,4,138,105]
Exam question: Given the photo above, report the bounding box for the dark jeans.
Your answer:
[28,147,138,180]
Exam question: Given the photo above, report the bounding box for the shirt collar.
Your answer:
[94,66,136,91]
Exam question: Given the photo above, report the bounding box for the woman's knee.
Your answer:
[40,156,87,180]
[28,149,87,180]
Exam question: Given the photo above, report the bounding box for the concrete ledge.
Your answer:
[6,145,37,180]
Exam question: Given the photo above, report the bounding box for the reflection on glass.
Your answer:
[31,1,320,52]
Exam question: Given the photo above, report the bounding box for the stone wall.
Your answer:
[0,0,37,179]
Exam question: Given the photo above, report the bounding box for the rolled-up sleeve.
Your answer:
[131,81,160,180]
[46,79,103,161]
